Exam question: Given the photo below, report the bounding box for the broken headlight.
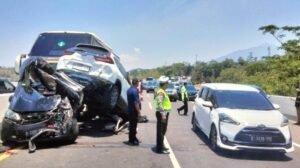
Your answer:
[5,109,21,121]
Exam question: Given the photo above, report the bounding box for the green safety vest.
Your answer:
[181,86,188,100]
[154,88,172,112]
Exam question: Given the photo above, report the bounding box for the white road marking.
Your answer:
[293,142,300,148]
[164,138,181,168]
[147,94,149,98]
[148,102,153,110]
[0,94,12,97]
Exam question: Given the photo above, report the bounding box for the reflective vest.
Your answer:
[154,88,172,112]
[181,86,188,100]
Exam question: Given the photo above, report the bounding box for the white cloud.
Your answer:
[133,48,141,53]
[120,47,142,70]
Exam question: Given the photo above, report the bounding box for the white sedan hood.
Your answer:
[216,108,284,126]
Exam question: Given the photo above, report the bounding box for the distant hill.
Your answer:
[216,43,284,62]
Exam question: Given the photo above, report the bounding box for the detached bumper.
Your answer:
[1,118,69,143]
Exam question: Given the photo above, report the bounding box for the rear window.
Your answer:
[75,46,109,58]
[168,83,175,89]
[29,33,92,57]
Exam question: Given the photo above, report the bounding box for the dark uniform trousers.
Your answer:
[129,112,138,142]
[156,112,169,152]
[178,99,188,115]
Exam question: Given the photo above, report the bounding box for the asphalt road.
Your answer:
[0,92,299,168]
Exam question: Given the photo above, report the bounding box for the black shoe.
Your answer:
[128,140,139,146]
[184,114,188,116]
[157,150,170,154]
[135,138,142,143]
[163,146,169,151]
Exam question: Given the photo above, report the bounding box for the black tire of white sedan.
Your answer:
[192,113,197,131]
[210,125,220,152]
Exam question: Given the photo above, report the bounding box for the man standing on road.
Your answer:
[177,82,189,115]
[154,76,172,154]
[295,88,300,125]
[127,78,141,145]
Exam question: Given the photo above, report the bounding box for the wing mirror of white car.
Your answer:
[203,101,213,110]
[273,103,280,110]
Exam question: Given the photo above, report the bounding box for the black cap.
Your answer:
[132,78,139,85]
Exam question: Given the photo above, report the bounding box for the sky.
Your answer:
[0,0,300,70]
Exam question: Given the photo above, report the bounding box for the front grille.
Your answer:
[234,127,286,147]
[20,112,51,124]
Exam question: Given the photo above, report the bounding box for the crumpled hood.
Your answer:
[9,86,61,113]
[216,108,284,126]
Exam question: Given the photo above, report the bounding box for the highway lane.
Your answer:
[270,95,298,121]
[0,92,299,168]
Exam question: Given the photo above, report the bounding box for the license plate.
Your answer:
[72,65,90,72]
[250,135,273,143]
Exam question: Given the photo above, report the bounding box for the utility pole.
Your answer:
[195,54,198,64]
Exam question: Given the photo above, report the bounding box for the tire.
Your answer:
[1,120,13,144]
[105,84,120,110]
[210,125,220,152]
[66,118,79,143]
[192,113,197,131]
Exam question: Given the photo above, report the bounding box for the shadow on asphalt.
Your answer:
[0,119,124,153]
[192,128,293,162]
[78,119,116,138]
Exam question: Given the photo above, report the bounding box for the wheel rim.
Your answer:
[110,87,119,107]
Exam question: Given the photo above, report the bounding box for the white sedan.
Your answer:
[192,83,294,153]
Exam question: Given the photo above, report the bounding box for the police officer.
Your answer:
[154,76,171,154]
[177,82,189,115]
[127,78,141,145]
[295,88,300,125]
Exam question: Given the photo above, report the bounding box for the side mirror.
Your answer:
[15,54,27,74]
[203,101,213,109]
[8,87,15,93]
[273,104,280,110]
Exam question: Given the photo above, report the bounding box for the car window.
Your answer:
[0,81,7,93]
[168,83,175,89]
[114,55,129,82]
[0,80,14,93]
[75,46,109,58]
[29,33,92,57]
[201,87,208,100]
[4,81,14,91]
[206,89,212,101]
[198,88,203,98]
[92,38,103,47]
[215,90,274,110]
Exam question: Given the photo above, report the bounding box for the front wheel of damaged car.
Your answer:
[105,84,120,110]
[1,120,14,145]
[65,118,79,143]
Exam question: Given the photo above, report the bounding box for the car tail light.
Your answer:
[64,50,74,55]
[94,56,114,64]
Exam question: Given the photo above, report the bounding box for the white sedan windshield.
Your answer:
[215,90,274,110]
